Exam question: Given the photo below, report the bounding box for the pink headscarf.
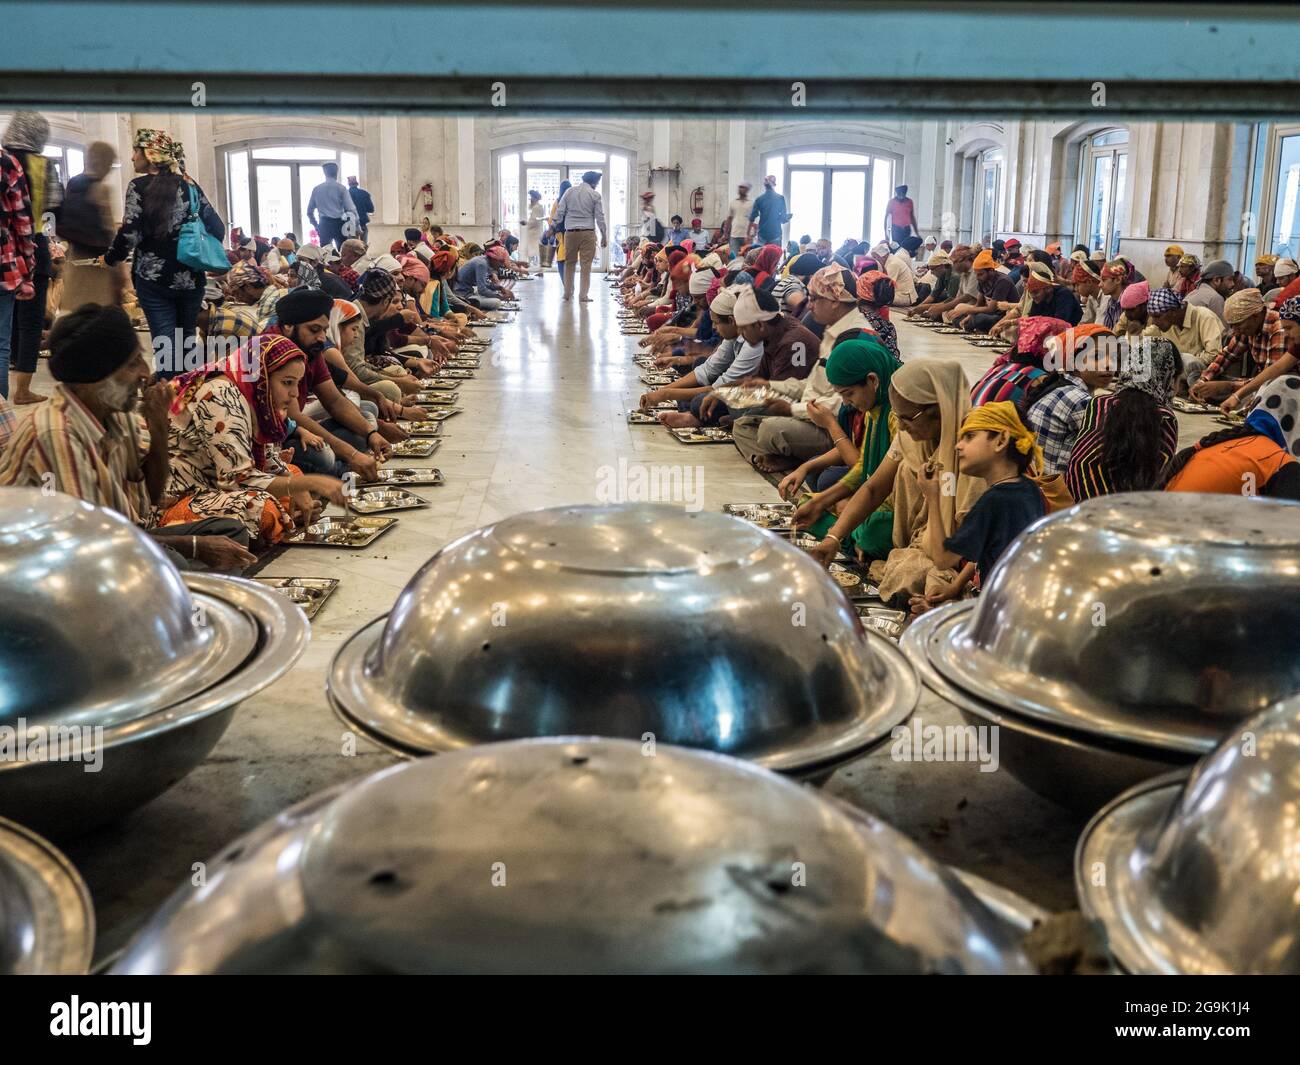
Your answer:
[1120,280,1150,309]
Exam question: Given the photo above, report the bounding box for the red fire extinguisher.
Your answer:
[420,183,434,212]
[691,186,704,216]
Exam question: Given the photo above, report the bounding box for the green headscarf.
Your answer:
[825,334,899,479]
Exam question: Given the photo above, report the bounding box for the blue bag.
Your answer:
[176,183,230,273]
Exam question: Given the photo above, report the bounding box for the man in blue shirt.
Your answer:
[665,215,689,245]
[749,175,789,246]
[307,162,358,249]
[347,176,375,242]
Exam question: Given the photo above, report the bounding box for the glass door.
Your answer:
[830,169,867,246]
[1266,130,1300,258]
[788,169,825,243]
[1078,129,1129,258]
[253,163,295,239]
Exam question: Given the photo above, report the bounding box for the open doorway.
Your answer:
[497,146,630,271]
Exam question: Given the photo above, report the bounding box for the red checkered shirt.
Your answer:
[0,149,36,296]
[1200,310,1288,381]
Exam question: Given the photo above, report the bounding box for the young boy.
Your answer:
[912,402,1047,613]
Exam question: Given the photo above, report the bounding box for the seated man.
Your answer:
[675,286,819,429]
[0,304,256,572]
[453,247,512,309]
[948,250,1017,331]
[914,246,975,319]
[1146,288,1225,395]
[906,249,957,318]
[1184,259,1235,322]
[732,265,871,472]
[1191,289,1287,405]
[640,285,752,415]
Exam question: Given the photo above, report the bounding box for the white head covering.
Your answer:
[733,286,779,326]
[688,267,717,296]
[709,283,746,317]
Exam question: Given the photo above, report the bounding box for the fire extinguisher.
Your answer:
[420,183,434,212]
[690,186,704,216]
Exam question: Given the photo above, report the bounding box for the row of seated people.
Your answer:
[615,236,1300,613]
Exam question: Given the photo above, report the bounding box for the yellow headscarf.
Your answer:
[959,401,1044,476]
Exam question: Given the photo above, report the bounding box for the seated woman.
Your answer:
[322,299,427,433]
[969,316,1074,407]
[1065,337,1181,502]
[778,335,900,560]
[911,402,1048,613]
[800,359,984,605]
[1161,374,1300,499]
[156,334,347,546]
[645,253,697,332]
[853,271,900,361]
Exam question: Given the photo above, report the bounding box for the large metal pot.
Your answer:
[0,493,310,838]
[903,604,1190,812]
[0,815,93,973]
[902,494,1300,810]
[1076,697,1300,974]
[926,493,1300,752]
[328,504,918,776]
[112,737,1035,974]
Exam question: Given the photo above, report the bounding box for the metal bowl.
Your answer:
[111,737,1032,974]
[328,503,919,775]
[0,497,311,838]
[924,493,1300,754]
[1076,697,1300,974]
[904,603,1192,812]
[0,489,258,728]
[0,816,93,973]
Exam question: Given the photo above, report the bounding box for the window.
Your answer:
[762,149,899,245]
[1262,126,1300,260]
[223,144,361,243]
[1077,128,1129,258]
[974,148,1003,244]
[496,145,630,270]
[42,143,84,183]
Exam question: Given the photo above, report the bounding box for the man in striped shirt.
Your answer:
[0,304,255,571]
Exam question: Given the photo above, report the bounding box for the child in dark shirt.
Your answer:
[913,401,1047,613]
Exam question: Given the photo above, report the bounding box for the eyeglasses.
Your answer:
[895,403,937,425]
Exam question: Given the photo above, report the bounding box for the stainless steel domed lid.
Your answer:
[923,493,1300,753]
[112,737,1033,974]
[0,490,258,730]
[328,504,918,773]
[0,816,93,973]
[1077,697,1300,974]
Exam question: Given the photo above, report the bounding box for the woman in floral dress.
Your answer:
[155,333,346,545]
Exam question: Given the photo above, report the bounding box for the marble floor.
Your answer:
[39,273,1211,962]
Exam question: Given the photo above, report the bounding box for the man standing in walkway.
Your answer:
[307,162,358,249]
[347,176,374,243]
[552,170,608,302]
[748,175,788,248]
[727,181,752,256]
[884,185,917,245]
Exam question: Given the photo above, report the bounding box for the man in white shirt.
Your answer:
[727,182,752,256]
[885,236,921,306]
[731,265,871,471]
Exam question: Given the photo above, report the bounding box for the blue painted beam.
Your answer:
[1,2,1299,84]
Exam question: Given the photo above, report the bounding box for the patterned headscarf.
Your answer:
[327,298,363,348]
[133,128,183,173]
[1224,288,1266,324]
[1246,374,1300,459]
[1015,317,1071,360]
[358,269,398,304]
[1277,296,1300,324]
[1024,262,1057,294]
[1147,287,1184,316]
[855,269,896,308]
[809,265,855,303]
[1071,260,1101,284]
[1115,336,1178,406]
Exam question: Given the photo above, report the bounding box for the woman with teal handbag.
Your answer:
[105,129,228,379]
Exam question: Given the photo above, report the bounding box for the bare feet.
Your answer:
[752,454,796,474]
[658,411,700,429]
[11,390,46,405]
